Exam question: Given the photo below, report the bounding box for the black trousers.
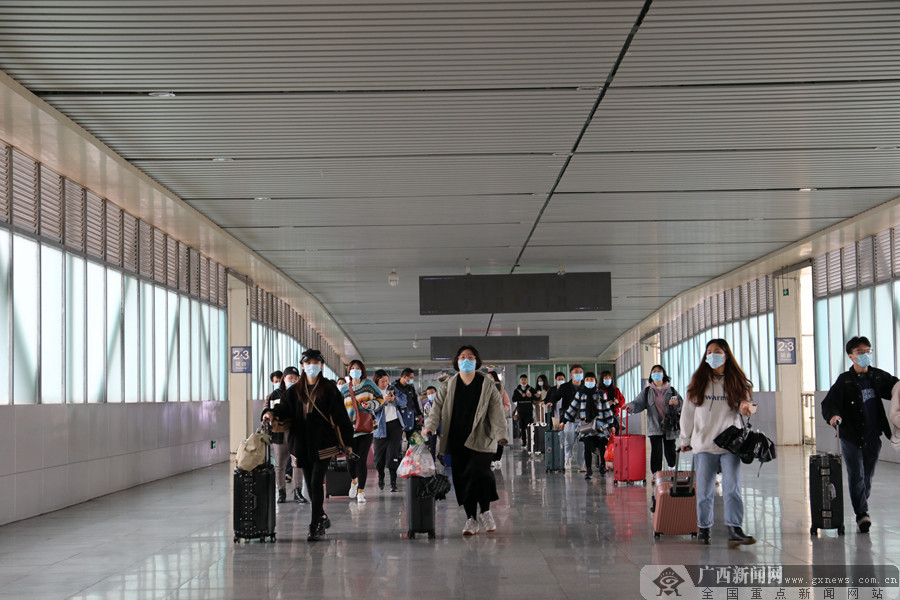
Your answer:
[518,413,533,448]
[649,434,677,474]
[302,458,330,525]
[581,436,608,475]
[452,447,499,519]
[374,420,403,485]
[348,433,374,490]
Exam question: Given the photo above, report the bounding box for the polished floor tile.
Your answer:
[0,445,898,599]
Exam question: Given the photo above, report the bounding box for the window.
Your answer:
[65,254,85,404]
[106,270,123,403]
[86,261,106,402]
[40,245,64,403]
[13,236,39,404]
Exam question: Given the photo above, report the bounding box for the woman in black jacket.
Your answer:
[273,349,353,542]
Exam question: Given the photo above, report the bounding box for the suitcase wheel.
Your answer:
[690,532,697,538]
[810,527,817,536]
[270,534,276,542]
[613,481,618,487]
[408,531,415,539]
[837,526,845,535]
[653,532,660,539]
[428,530,436,539]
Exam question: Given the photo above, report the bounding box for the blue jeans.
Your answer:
[694,452,744,529]
[840,437,881,517]
[563,422,584,465]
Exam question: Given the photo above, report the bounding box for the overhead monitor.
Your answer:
[430,336,550,361]
[419,272,611,315]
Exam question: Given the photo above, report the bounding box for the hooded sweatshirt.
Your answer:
[679,378,744,454]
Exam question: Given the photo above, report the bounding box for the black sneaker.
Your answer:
[390,482,398,493]
[293,489,308,504]
[307,522,326,542]
[727,526,756,547]
[698,527,710,544]
[277,488,287,504]
[857,513,871,533]
[584,473,592,480]
[322,515,332,529]
[378,480,385,490]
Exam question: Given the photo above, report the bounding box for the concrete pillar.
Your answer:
[227,274,252,454]
[774,273,804,446]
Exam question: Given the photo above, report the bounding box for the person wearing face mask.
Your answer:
[533,375,550,423]
[512,374,537,453]
[680,339,757,546]
[561,372,618,480]
[624,365,682,477]
[423,346,507,536]
[822,336,900,534]
[423,385,440,458]
[556,365,586,471]
[261,370,290,503]
[339,360,383,504]
[598,371,626,417]
[272,350,353,542]
[394,368,422,442]
[545,371,568,428]
[487,371,511,469]
[372,369,405,492]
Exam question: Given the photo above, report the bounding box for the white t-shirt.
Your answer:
[382,389,399,421]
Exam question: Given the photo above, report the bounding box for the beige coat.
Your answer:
[425,372,507,455]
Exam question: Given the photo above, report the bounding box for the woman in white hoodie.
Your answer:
[680,338,757,547]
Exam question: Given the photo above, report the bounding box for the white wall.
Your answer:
[0,402,230,526]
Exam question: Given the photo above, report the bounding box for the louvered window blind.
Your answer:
[39,165,63,243]
[11,149,38,234]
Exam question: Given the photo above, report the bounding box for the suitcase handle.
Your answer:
[833,422,842,457]
[248,491,257,511]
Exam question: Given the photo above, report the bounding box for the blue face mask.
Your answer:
[855,352,873,368]
[349,369,362,380]
[584,381,596,389]
[572,373,584,383]
[706,353,726,369]
[459,358,477,373]
[603,379,612,387]
[303,364,322,378]
[651,372,664,382]
[284,379,296,388]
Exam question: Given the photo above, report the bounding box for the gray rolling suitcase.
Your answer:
[545,430,564,472]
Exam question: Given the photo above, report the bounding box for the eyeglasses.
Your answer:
[459,354,477,360]
[852,348,873,355]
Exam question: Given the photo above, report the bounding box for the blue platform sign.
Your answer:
[775,338,796,365]
[231,346,252,374]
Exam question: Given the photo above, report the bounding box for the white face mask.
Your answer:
[427,393,435,401]
[557,380,565,386]
[349,369,362,380]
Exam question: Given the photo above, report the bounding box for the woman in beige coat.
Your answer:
[423,345,507,536]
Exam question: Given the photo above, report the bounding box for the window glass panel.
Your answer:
[0,231,8,405]
[179,296,190,400]
[768,314,776,392]
[842,291,858,348]
[140,281,154,402]
[166,291,179,402]
[151,286,165,401]
[123,275,140,402]
[86,261,105,402]
[106,270,123,403]
[65,254,85,403]
[828,296,845,384]
[219,309,228,401]
[875,284,895,374]
[200,303,211,401]
[814,298,830,390]
[12,236,38,404]
[209,306,219,401]
[191,299,201,401]
[857,287,875,343]
[40,245,64,404]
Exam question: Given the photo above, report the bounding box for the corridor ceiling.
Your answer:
[2,0,900,364]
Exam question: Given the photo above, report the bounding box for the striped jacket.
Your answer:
[339,379,384,438]
[562,387,617,438]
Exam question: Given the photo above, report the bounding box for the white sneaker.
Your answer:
[349,481,358,498]
[462,517,480,536]
[356,490,367,504]
[479,510,497,532]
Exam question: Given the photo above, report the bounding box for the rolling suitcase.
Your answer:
[613,411,646,486]
[545,429,564,472]
[810,424,845,535]
[651,451,698,538]
[325,455,353,498]
[529,422,547,454]
[233,430,276,543]
[405,475,437,539]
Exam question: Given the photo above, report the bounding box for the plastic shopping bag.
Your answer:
[397,442,436,479]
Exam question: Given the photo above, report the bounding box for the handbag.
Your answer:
[714,416,776,466]
[348,382,374,434]
[662,402,680,433]
[312,402,358,461]
[235,428,270,471]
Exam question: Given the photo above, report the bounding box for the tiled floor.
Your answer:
[0,445,898,599]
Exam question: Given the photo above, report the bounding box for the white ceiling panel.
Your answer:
[3,1,899,364]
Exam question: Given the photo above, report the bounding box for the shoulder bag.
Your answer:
[312,400,358,461]
[348,382,375,434]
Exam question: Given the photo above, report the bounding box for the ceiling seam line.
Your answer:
[485,0,654,337]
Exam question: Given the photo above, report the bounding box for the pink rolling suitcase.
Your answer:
[651,451,698,538]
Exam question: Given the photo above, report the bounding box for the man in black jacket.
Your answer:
[394,368,421,441]
[512,375,537,452]
[821,336,900,533]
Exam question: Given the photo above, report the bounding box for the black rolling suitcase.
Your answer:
[529,422,547,454]
[233,435,276,543]
[405,475,436,539]
[325,455,353,497]
[810,424,845,536]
